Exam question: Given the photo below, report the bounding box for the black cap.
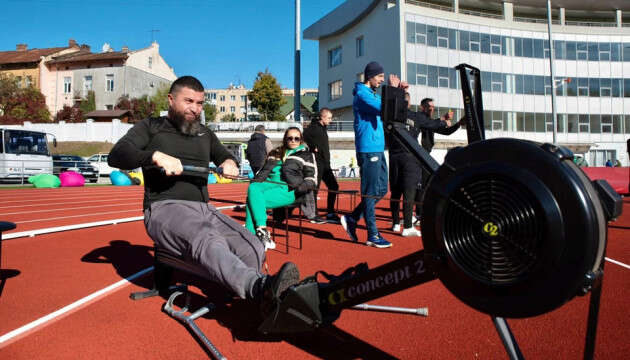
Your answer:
[364,61,384,81]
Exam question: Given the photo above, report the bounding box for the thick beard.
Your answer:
[169,110,202,136]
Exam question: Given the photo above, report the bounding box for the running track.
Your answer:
[0,183,629,359]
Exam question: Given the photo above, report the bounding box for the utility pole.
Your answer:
[294,0,301,124]
[546,1,558,145]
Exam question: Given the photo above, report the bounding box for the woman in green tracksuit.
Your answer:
[245,127,317,250]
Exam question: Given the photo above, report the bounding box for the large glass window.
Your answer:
[407,63,416,85]
[438,67,449,88]
[554,40,565,60]
[437,27,448,48]
[566,77,577,96]
[625,115,630,134]
[417,64,427,85]
[524,75,534,95]
[470,32,480,52]
[491,35,501,55]
[567,114,578,133]
[589,78,600,97]
[566,41,577,60]
[625,79,630,97]
[449,68,458,89]
[406,21,415,43]
[600,79,611,97]
[515,74,524,94]
[612,79,622,97]
[427,65,438,87]
[590,114,601,133]
[578,78,589,96]
[534,39,544,58]
[611,43,621,61]
[588,43,599,61]
[448,29,457,50]
[516,112,525,131]
[599,43,611,61]
[601,115,613,133]
[577,42,588,60]
[459,30,470,51]
[480,33,491,53]
[328,46,342,68]
[534,76,545,95]
[328,80,342,101]
[525,112,535,132]
[523,38,533,57]
[427,25,437,47]
[106,74,114,92]
[535,113,545,132]
[623,43,630,62]
[514,37,523,57]
[416,23,427,44]
[579,114,590,133]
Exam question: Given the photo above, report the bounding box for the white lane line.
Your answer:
[0,203,140,216]
[4,204,240,239]
[0,266,154,346]
[606,257,630,270]
[14,210,142,224]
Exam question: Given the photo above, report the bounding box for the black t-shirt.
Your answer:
[108,117,236,209]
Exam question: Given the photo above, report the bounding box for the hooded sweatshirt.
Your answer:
[352,82,384,153]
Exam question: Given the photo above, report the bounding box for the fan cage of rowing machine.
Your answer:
[420,138,607,318]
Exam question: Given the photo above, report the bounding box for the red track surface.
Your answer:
[0,183,629,359]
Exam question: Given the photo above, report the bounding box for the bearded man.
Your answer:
[108,76,300,308]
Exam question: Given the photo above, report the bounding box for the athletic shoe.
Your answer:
[258,262,300,315]
[326,213,341,224]
[402,227,422,237]
[366,234,393,248]
[340,215,358,242]
[256,227,276,251]
[309,216,327,224]
[392,223,401,232]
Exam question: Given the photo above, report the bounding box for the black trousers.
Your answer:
[389,152,421,228]
[315,162,339,214]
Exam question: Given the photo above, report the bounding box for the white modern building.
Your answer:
[305,0,630,166]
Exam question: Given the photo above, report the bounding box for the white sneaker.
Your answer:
[402,227,422,237]
[256,227,276,251]
[392,223,401,232]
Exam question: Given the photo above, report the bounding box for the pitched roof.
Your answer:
[47,51,128,65]
[85,110,131,117]
[280,95,318,116]
[0,47,70,65]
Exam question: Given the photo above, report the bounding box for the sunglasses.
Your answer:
[285,136,301,142]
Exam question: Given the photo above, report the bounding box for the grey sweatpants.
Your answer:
[144,200,266,299]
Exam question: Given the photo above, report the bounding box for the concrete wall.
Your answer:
[125,43,176,81]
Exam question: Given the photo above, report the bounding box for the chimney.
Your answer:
[16,44,27,51]
[80,44,91,52]
[121,46,129,52]
[68,39,77,47]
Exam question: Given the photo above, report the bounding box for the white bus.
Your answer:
[0,128,56,182]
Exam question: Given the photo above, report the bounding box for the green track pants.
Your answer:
[245,182,296,233]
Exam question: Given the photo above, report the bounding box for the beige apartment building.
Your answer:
[205,84,318,122]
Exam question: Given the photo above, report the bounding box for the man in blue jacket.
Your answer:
[341,61,406,248]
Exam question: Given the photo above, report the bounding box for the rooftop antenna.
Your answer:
[149,29,160,43]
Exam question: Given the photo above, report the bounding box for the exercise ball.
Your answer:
[60,171,85,187]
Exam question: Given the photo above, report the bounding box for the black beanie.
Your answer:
[364,61,384,81]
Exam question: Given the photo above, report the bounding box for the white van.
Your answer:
[86,153,115,176]
[0,128,55,182]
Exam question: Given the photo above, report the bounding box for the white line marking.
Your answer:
[606,257,630,270]
[4,204,241,240]
[0,266,154,346]
[15,209,142,224]
[0,203,140,216]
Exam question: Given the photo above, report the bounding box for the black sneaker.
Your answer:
[325,213,341,224]
[256,227,276,250]
[309,216,327,224]
[258,262,300,314]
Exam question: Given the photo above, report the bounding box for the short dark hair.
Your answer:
[319,107,332,116]
[254,124,265,132]
[169,76,204,95]
[420,98,433,108]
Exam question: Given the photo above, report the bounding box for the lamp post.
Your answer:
[294,0,301,124]
[546,0,558,145]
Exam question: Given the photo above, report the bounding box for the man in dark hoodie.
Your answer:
[246,124,273,175]
[304,107,341,224]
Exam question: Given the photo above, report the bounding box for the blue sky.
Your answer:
[1,0,345,90]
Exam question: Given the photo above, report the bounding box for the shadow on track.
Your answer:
[81,240,155,289]
[0,269,20,298]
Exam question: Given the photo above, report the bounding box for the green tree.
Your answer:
[248,70,285,121]
[116,94,155,121]
[78,90,96,114]
[55,104,83,123]
[220,113,237,122]
[150,84,170,117]
[0,75,51,124]
[203,103,217,122]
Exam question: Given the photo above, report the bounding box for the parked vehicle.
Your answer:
[86,153,115,176]
[53,155,99,183]
[0,128,56,182]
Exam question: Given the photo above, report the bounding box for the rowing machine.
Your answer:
[257,64,622,360]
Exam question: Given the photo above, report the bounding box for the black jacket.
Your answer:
[108,116,236,209]
[254,147,318,201]
[411,111,461,153]
[303,120,330,166]
[246,132,269,170]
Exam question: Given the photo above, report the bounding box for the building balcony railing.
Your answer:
[514,17,560,25]
[565,20,617,27]
[405,0,452,13]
